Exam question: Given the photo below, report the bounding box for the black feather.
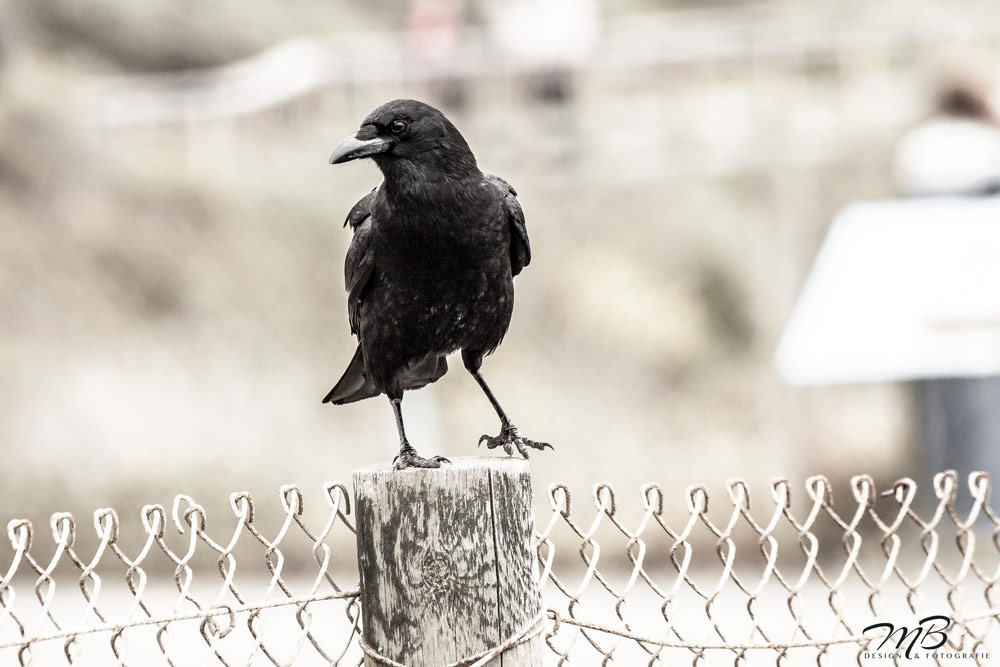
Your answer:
[324,345,378,404]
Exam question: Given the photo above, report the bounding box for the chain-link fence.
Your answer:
[2,471,998,665]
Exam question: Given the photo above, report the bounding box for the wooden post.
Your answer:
[353,456,543,666]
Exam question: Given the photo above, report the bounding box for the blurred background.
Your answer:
[2,0,1000,542]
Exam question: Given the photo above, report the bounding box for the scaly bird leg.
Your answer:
[390,397,450,470]
[470,370,552,459]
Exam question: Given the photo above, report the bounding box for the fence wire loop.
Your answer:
[229,491,255,524]
[2,470,1000,665]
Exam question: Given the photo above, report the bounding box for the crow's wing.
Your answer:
[485,174,531,276]
[344,185,379,336]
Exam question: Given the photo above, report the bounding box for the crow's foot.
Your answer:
[393,448,450,471]
[478,423,552,459]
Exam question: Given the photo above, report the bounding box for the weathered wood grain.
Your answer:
[353,456,543,667]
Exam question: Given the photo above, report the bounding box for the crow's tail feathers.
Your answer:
[323,345,380,404]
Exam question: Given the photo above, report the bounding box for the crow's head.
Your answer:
[329,99,477,177]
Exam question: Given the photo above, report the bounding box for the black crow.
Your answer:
[323,99,551,470]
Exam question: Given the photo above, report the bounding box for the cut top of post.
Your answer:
[353,455,530,477]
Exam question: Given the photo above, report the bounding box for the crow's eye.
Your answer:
[389,120,407,134]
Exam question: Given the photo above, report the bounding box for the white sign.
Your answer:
[776,198,1000,385]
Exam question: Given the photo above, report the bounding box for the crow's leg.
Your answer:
[463,351,552,459]
[390,395,450,470]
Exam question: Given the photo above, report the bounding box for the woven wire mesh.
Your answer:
[536,471,999,666]
[0,484,361,666]
[1,471,998,665]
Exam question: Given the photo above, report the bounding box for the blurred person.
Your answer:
[405,0,468,111]
[892,82,1000,197]
[482,0,598,67]
[892,80,1000,493]
[482,0,597,104]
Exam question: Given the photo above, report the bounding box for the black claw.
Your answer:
[479,434,506,452]
[393,450,451,470]
[478,425,551,459]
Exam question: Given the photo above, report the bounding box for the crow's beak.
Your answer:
[329,131,392,164]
